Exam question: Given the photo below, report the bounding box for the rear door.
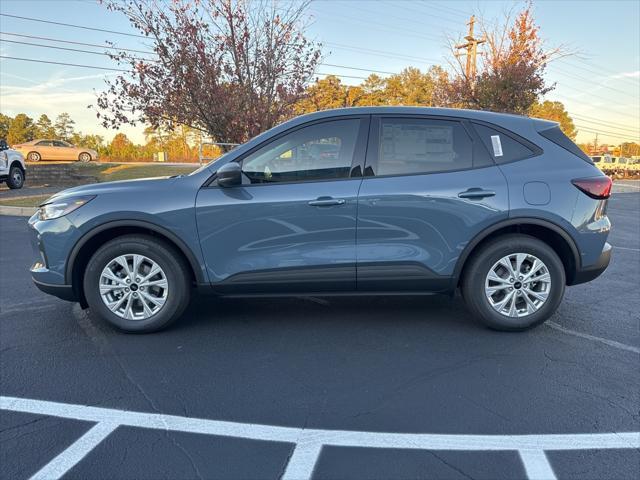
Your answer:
[356,115,509,292]
[196,116,369,294]
[35,141,55,160]
[52,140,72,160]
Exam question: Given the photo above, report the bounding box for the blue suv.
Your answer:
[29,107,612,332]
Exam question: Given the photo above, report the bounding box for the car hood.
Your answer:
[44,176,177,203]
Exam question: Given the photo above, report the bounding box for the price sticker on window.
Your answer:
[490,135,503,157]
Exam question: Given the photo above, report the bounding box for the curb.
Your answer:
[0,206,36,217]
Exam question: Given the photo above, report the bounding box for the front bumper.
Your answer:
[570,242,612,285]
[29,212,81,300]
[32,278,77,302]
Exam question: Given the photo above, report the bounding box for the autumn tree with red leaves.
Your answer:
[96,0,321,144]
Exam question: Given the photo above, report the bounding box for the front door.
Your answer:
[356,115,509,292]
[196,116,369,294]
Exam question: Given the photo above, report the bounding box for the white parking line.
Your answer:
[2,395,639,480]
[29,422,118,480]
[282,443,324,480]
[612,245,640,252]
[547,322,640,354]
[519,450,557,480]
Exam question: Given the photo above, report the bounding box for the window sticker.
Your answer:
[490,135,503,157]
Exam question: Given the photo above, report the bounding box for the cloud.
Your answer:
[611,71,640,79]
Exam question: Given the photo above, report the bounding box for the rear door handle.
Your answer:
[308,197,346,207]
[458,188,496,199]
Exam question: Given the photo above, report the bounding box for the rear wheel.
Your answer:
[27,152,41,162]
[78,152,92,162]
[461,234,565,331]
[83,235,191,332]
[6,165,24,189]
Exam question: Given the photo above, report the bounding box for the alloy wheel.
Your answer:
[484,253,551,318]
[99,254,168,320]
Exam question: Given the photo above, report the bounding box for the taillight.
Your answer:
[572,176,612,199]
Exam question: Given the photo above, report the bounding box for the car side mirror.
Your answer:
[0,140,8,151]
[216,162,242,187]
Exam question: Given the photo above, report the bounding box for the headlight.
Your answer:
[38,195,95,221]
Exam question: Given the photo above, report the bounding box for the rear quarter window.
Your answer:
[472,123,536,164]
[538,126,592,163]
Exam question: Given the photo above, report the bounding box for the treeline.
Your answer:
[294,71,579,140]
[0,112,219,162]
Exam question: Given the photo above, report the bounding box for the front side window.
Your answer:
[376,118,472,176]
[54,140,71,147]
[36,141,52,146]
[241,119,360,184]
[474,123,535,164]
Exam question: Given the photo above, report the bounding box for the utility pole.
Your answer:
[455,15,486,80]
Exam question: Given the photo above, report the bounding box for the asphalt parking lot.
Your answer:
[1,184,638,480]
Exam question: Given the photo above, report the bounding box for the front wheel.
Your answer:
[461,234,565,331]
[83,235,191,332]
[7,166,24,189]
[27,151,41,162]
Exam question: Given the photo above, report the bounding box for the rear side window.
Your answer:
[376,118,472,176]
[538,126,592,163]
[473,123,535,164]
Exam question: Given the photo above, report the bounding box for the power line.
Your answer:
[0,13,146,38]
[0,38,153,61]
[0,55,128,72]
[0,54,369,80]
[548,65,639,99]
[320,63,396,76]
[0,31,156,55]
[570,115,639,134]
[0,37,396,77]
[574,124,640,142]
[324,42,441,64]
[571,112,640,129]
[552,94,639,120]
[312,10,441,42]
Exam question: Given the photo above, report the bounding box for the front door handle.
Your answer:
[308,197,346,207]
[458,188,496,199]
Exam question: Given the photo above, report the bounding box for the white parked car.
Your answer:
[0,139,26,189]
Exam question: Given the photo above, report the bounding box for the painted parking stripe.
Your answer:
[612,245,640,252]
[2,396,639,480]
[547,322,640,354]
[29,422,118,480]
[281,443,324,480]
[519,450,557,480]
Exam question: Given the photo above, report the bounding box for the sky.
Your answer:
[0,0,639,146]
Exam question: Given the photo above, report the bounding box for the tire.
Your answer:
[27,151,41,162]
[78,152,92,163]
[461,234,565,331]
[6,165,24,189]
[83,235,191,333]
